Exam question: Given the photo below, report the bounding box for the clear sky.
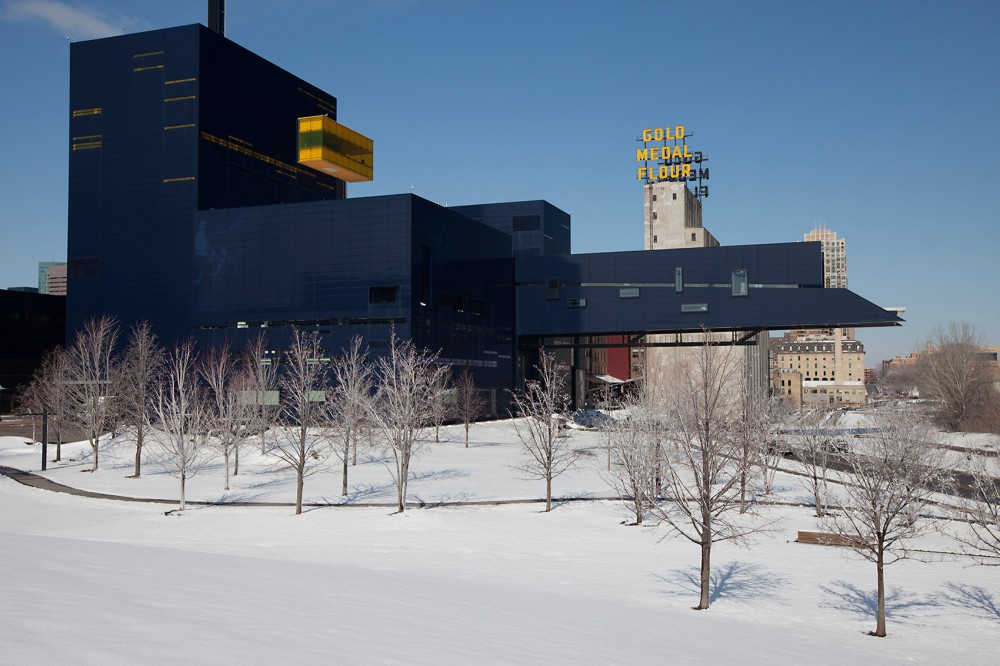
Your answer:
[1,0,998,366]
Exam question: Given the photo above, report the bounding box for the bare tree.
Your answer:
[329,336,373,496]
[271,328,331,515]
[151,339,213,511]
[958,451,1000,561]
[428,364,453,443]
[820,405,949,637]
[119,320,164,478]
[22,346,70,463]
[64,316,120,471]
[199,341,252,491]
[789,408,836,517]
[509,349,580,512]
[454,366,486,448]
[733,370,773,513]
[367,332,443,513]
[243,332,278,455]
[651,339,768,610]
[916,322,993,431]
[603,383,660,525]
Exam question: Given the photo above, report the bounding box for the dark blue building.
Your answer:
[66,23,900,413]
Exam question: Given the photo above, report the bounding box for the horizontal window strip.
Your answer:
[164,124,195,131]
[165,77,196,85]
[194,316,406,331]
[72,142,102,151]
[133,65,163,72]
[516,281,803,289]
[72,107,102,117]
[163,176,195,183]
[164,95,196,103]
[133,51,164,58]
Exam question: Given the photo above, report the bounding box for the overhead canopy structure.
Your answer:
[514,242,902,341]
[297,115,374,182]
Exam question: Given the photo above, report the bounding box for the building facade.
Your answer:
[773,329,867,407]
[65,23,901,412]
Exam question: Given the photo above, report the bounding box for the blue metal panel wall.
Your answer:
[191,194,414,352]
[451,200,571,256]
[515,243,898,337]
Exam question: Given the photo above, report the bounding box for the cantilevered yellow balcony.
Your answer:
[297,115,373,182]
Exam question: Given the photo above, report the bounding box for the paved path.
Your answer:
[0,464,618,509]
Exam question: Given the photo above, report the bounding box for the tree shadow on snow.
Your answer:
[937,582,1000,623]
[656,561,787,605]
[820,580,943,621]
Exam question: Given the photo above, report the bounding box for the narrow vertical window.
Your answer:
[731,269,748,297]
[675,267,683,292]
[546,278,560,300]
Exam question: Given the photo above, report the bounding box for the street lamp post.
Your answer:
[16,407,49,471]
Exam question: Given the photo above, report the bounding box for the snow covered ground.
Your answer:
[1,421,998,664]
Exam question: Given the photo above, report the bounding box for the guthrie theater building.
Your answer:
[66,22,899,414]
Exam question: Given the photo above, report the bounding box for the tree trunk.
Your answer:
[342,456,348,497]
[224,450,230,491]
[132,428,143,478]
[813,474,824,518]
[545,472,552,512]
[435,424,440,443]
[465,422,469,448]
[874,549,887,637]
[234,446,239,476]
[739,467,747,514]
[698,538,712,610]
[295,465,304,515]
[91,437,99,471]
[180,471,186,511]
[398,453,409,513]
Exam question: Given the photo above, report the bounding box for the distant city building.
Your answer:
[804,226,846,288]
[37,262,67,295]
[773,329,867,407]
[771,226,868,406]
[644,180,718,250]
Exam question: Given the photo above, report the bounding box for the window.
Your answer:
[731,269,748,297]
[691,233,696,242]
[546,278,560,300]
[512,215,541,231]
[567,298,587,308]
[653,235,657,243]
[681,303,708,313]
[672,192,677,200]
[652,194,657,202]
[369,286,399,304]
[675,267,683,292]
[619,287,640,298]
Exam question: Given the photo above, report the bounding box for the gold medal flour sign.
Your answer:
[635,125,709,197]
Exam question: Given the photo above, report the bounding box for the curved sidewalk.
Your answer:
[0,464,614,509]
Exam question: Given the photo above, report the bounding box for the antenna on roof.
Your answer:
[209,0,226,36]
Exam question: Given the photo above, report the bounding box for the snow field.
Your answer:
[1,420,998,664]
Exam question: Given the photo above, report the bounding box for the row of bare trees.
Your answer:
[20,318,491,514]
[598,338,998,638]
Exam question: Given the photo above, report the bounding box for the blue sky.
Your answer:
[1,0,998,365]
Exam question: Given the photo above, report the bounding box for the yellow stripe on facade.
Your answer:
[163,176,195,183]
[164,124,196,131]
